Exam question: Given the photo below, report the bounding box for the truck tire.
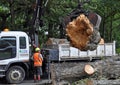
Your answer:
[6,66,25,84]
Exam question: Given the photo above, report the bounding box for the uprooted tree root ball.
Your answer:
[66,14,94,51]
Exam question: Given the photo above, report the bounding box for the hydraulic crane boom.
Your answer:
[29,0,43,47]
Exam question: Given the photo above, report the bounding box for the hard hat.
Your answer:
[35,47,40,52]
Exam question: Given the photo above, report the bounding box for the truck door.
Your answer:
[18,36,29,60]
[0,37,16,60]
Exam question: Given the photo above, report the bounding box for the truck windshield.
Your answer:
[0,37,16,60]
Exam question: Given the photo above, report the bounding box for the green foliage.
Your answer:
[116,48,120,54]
[0,6,9,14]
[0,0,120,47]
[72,78,93,85]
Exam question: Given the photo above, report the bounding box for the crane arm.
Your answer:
[29,0,44,47]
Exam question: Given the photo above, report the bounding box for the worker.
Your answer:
[33,47,43,83]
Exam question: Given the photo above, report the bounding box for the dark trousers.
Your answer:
[34,66,42,75]
[34,66,42,81]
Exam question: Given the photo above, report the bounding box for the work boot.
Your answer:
[34,80,37,83]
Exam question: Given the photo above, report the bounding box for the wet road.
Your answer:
[0,78,51,85]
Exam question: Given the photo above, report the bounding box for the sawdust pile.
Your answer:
[66,14,100,51]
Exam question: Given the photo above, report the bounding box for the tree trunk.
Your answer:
[92,56,120,79]
[52,62,95,81]
[66,14,101,51]
[51,56,120,81]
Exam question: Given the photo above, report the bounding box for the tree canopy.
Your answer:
[0,0,120,51]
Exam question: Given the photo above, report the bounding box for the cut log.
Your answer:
[52,56,120,81]
[84,64,95,75]
[53,62,95,80]
[50,64,57,85]
[73,79,120,85]
[66,14,101,51]
[92,57,120,79]
[93,79,120,85]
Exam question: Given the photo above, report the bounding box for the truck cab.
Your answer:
[0,31,30,84]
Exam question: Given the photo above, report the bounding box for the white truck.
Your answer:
[0,31,117,84]
[0,0,48,83]
[58,41,116,61]
[0,0,117,84]
[44,38,116,61]
[0,31,30,84]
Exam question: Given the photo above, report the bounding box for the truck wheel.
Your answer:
[6,66,25,84]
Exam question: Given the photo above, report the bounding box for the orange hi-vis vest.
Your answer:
[33,53,43,67]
